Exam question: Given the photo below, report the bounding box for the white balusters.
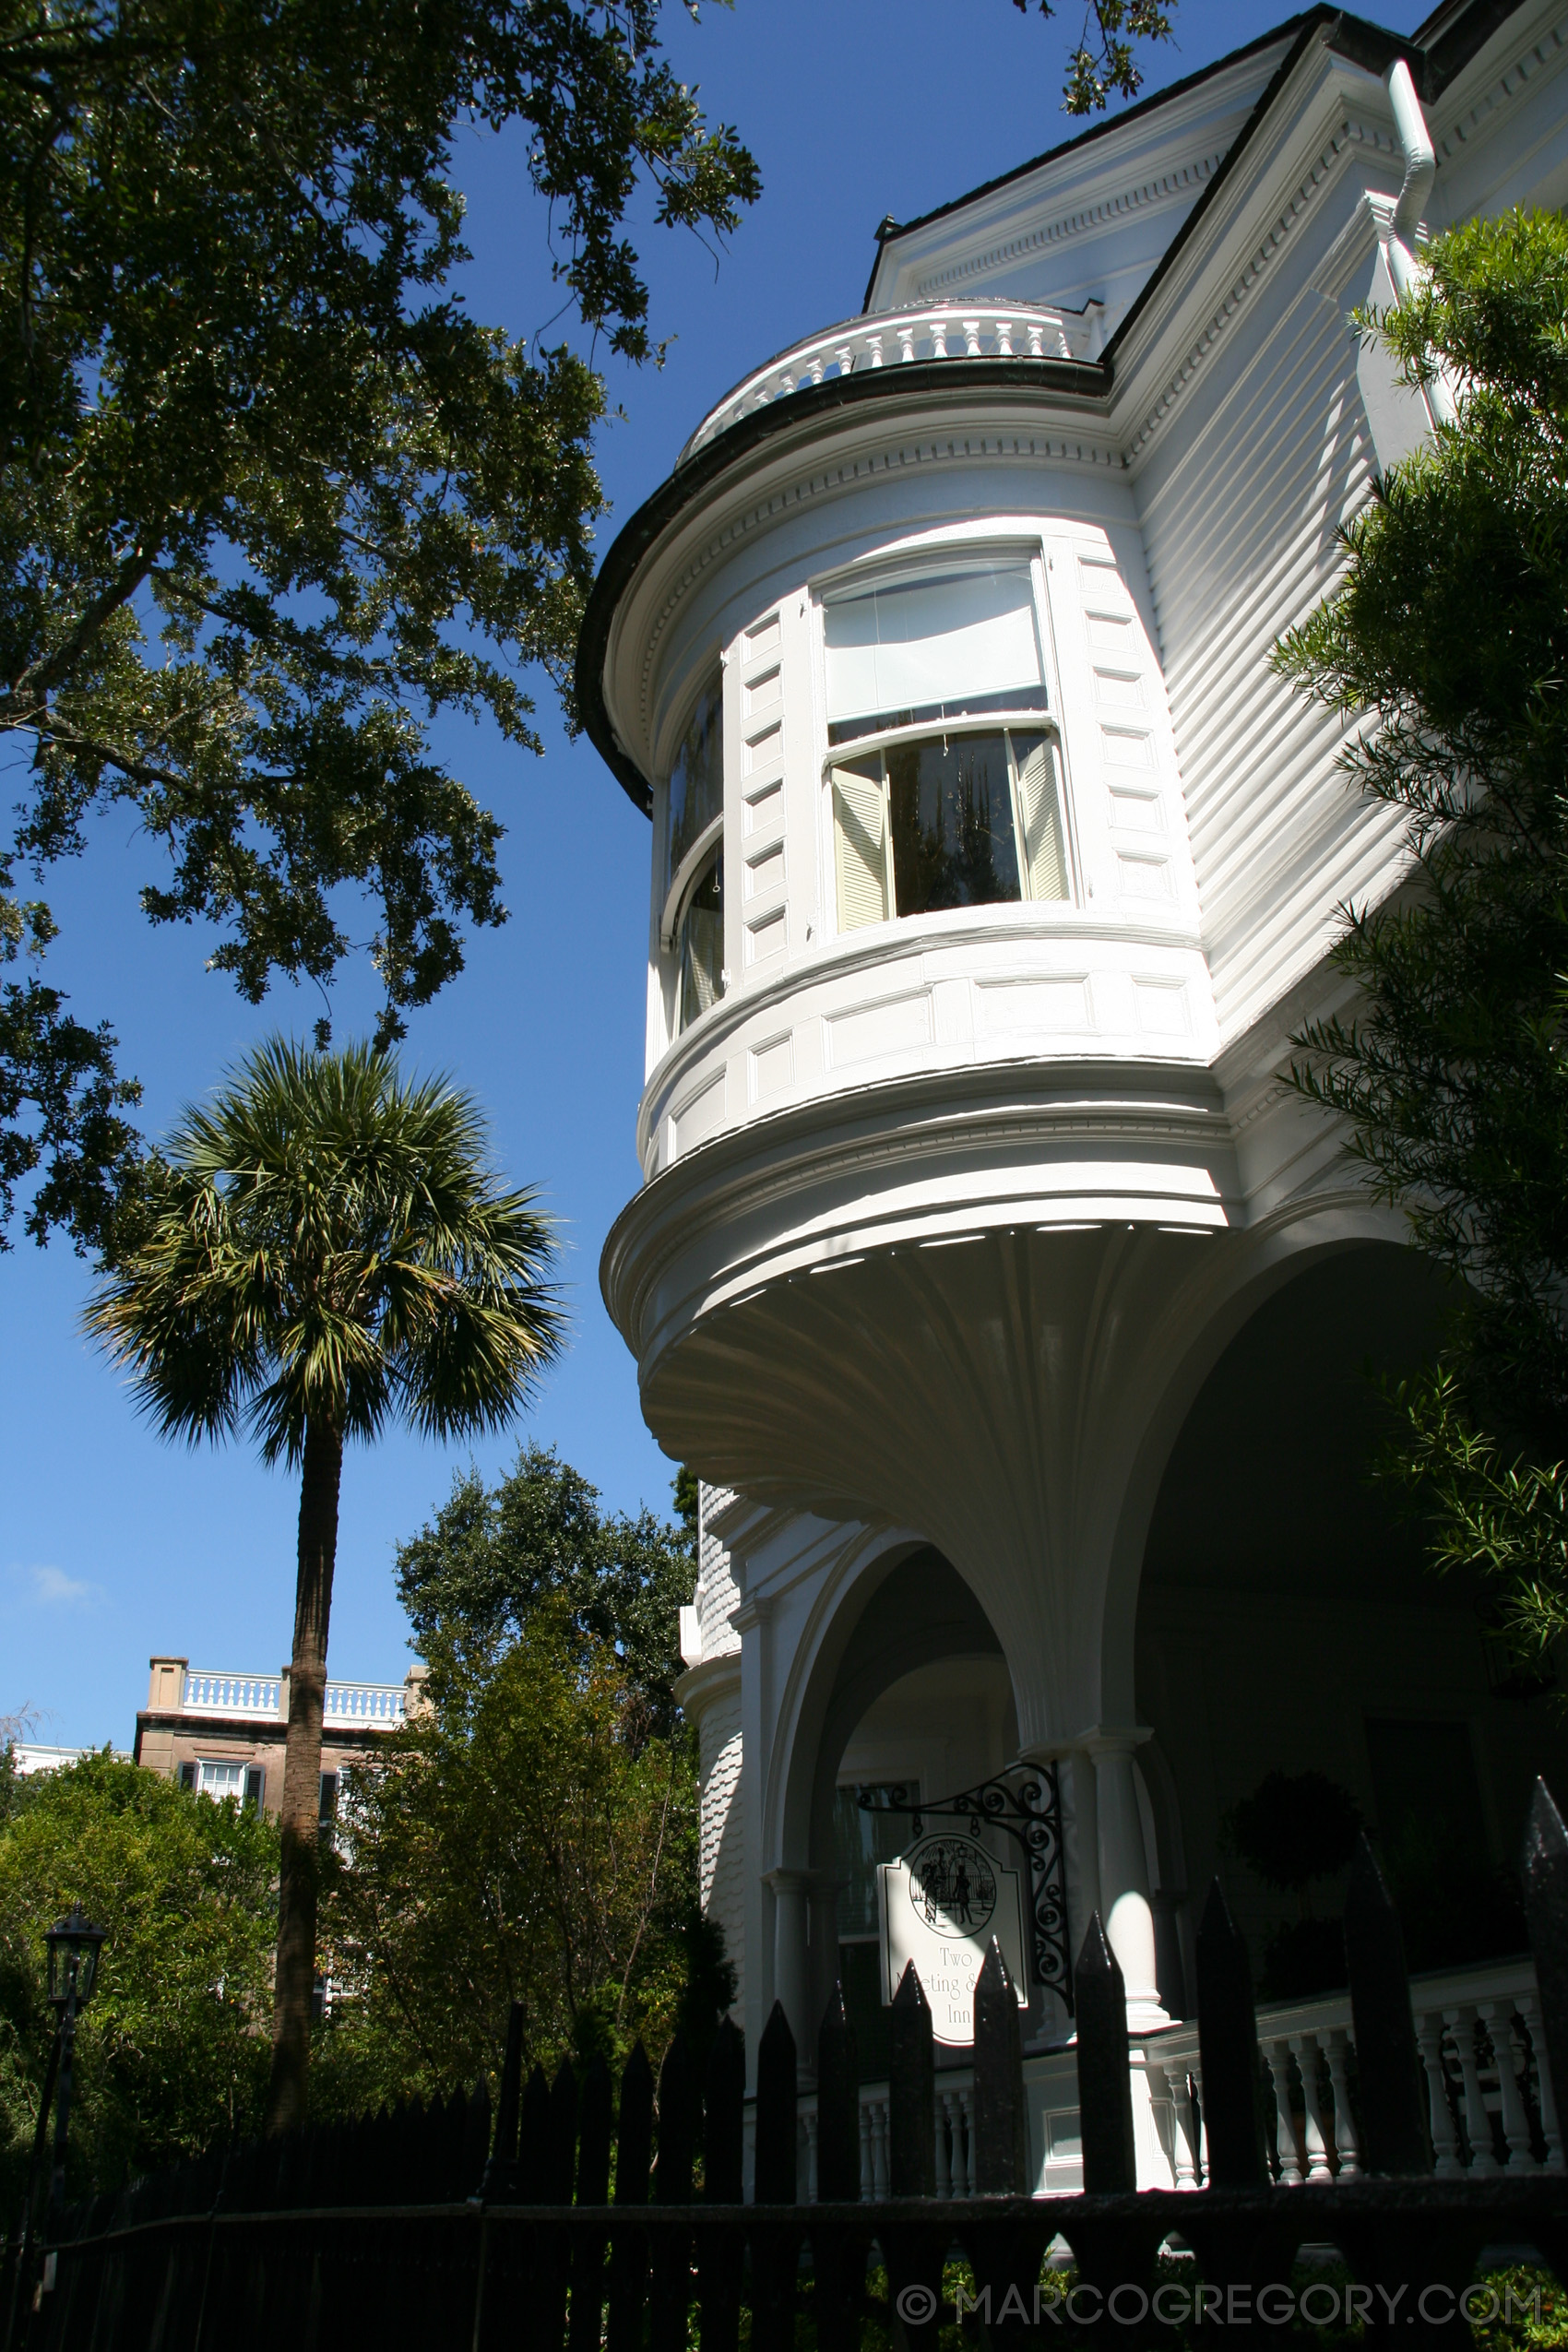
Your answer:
[835,343,853,379]
[1291,2035,1335,2182]
[1517,1985,1565,2170]
[993,316,1014,356]
[1025,320,1046,357]
[864,333,884,368]
[1324,2029,1360,2177]
[1481,2002,1538,2170]
[1448,2005,1499,2173]
[1414,2011,1464,2178]
[897,326,916,363]
[962,316,982,356]
[1170,2071,1201,2190]
[959,2087,976,2194]
[928,318,949,359]
[1192,2060,1209,2186]
[1265,2041,1302,2183]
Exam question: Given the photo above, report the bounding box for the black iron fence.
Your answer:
[13,1788,1568,2351]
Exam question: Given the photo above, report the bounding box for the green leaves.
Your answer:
[83,1033,564,1465]
[0,1753,278,2218]
[0,0,759,1243]
[1276,206,1568,1657]
[1006,0,1174,114]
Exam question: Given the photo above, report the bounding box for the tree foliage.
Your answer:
[0,0,759,1244]
[1274,208,1568,1662]
[84,1035,564,2131]
[0,1752,278,2232]
[317,1600,698,2106]
[1007,0,1174,114]
[396,1443,695,1735]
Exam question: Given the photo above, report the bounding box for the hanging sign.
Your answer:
[877,1832,1028,2047]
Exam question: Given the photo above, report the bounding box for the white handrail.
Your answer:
[681,302,1105,461]
[180,1669,407,1726]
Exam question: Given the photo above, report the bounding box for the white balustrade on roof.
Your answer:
[679,302,1104,461]
[180,1669,406,1726]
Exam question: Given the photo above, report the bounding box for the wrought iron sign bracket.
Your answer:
[860,1761,1074,2014]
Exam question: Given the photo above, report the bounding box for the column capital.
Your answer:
[1018,1726,1152,1764]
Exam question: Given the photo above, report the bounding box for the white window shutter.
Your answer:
[1016,736,1068,901]
[833,766,891,931]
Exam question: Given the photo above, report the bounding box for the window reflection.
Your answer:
[666,672,723,897]
[888,731,1021,914]
[678,850,723,1032]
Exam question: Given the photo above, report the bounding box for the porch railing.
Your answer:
[177,1670,406,1727]
[680,300,1106,460]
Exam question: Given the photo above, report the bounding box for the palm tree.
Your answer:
[87,1038,563,2132]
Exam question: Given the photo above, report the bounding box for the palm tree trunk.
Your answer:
[264,1413,343,2133]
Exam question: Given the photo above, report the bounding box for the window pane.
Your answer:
[666,673,724,895]
[1013,732,1069,901]
[198,1759,244,1798]
[833,1783,911,1939]
[832,755,890,932]
[889,732,1021,914]
[825,565,1045,743]
[678,851,724,1031]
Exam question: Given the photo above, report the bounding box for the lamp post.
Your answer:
[42,1906,106,2231]
[2,1907,104,2352]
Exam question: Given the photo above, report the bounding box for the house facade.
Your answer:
[578,0,1568,2189]
[133,1657,425,1818]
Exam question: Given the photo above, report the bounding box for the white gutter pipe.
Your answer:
[1382,57,1457,425]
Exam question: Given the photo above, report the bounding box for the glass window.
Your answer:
[833,1782,911,1940]
[824,564,1045,746]
[678,848,723,1031]
[665,671,724,897]
[197,1758,245,1800]
[833,727,1067,931]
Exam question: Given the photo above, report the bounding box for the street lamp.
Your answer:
[43,1907,105,2229]
[1,1907,106,2352]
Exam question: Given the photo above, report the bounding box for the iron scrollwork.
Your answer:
[861,1761,1074,2013]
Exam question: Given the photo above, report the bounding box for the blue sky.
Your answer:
[1,0,1426,1750]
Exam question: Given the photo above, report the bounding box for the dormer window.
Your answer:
[824,563,1070,931]
[661,670,726,1033]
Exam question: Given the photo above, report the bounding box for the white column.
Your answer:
[765,1868,815,2079]
[1087,1731,1165,2029]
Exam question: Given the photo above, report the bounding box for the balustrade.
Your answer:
[681,302,1103,458]
[180,1669,406,1725]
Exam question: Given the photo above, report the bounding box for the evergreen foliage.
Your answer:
[1275,208,1568,1666]
[0,1751,277,2232]
[396,1444,696,1735]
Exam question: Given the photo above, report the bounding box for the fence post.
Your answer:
[887,1963,934,2196]
[698,2019,744,2352]
[972,1940,1026,2196]
[649,2033,696,2352]
[1524,1779,1568,2115]
[567,2058,612,2352]
[519,2068,552,2203]
[1075,1914,1135,2194]
[752,2005,800,2352]
[1345,1835,1431,2176]
[815,1985,861,2202]
[1195,1880,1268,2186]
[605,2043,654,2352]
[484,2003,525,2193]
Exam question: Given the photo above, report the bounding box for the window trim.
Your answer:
[659,810,724,954]
[826,711,1075,926]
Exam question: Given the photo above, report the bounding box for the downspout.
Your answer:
[1382,59,1458,426]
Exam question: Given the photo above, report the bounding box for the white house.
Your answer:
[578,0,1568,2191]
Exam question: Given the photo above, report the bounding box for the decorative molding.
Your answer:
[629,423,1124,750]
[1125,116,1394,467]
[909,153,1225,302]
[1433,13,1568,171]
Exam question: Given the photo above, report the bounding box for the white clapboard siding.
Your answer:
[1141,285,1408,1046]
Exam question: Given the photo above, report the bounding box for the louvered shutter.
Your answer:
[245,1765,265,1812]
[833,764,891,931]
[318,1770,339,1825]
[1016,735,1068,901]
[178,1761,196,1792]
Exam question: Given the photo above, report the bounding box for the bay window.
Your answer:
[825,562,1070,931]
[661,670,725,1034]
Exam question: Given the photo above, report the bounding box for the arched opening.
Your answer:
[779,1544,1028,2072]
[1133,1241,1568,2003]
